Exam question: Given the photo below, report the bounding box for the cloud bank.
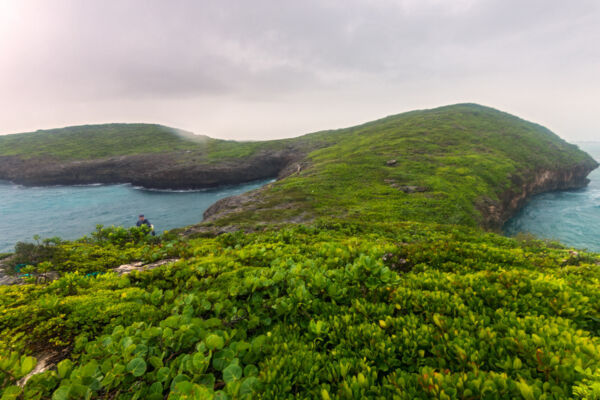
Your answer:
[0,0,598,140]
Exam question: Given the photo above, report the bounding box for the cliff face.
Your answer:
[0,150,302,190]
[478,160,599,230]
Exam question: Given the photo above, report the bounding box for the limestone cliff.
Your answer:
[478,160,599,230]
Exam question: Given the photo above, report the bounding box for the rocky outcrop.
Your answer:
[478,160,599,230]
[0,150,304,190]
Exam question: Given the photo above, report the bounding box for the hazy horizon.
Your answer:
[1,1,599,141]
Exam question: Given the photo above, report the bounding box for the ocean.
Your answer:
[0,179,271,253]
[504,142,600,251]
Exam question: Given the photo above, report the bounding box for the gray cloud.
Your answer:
[0,0,599,140]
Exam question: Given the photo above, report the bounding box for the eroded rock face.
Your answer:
[478,161,599,230]
[0,150,303,190]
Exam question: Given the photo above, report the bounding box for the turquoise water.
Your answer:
[0,180,271,253]
[504,143,600,251]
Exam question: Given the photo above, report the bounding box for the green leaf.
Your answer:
[148,356,164,369]
[198,373,215,388]
[243,364,258,377]
[52,386,70,400]
[516,379,535,400]
[212,350,234,371]
[80,360,98,378]
[170,374,190,391]
[20,356,36,377]
[126,358,147,377]
[1,385,22,400]
[214,391,230,400]
[513,357,523,370]
[223,364,242,384]
[149,381,163,394]
[205,334,225,350]
[156,367,170,382]
[57,359,74,379]
[239,377,258,397]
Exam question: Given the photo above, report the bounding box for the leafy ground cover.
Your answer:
[1,222,600,399]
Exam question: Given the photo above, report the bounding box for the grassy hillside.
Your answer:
[202,104,596,228]
[0,123,334,163]
[0,124,207,160]
[1,104,599,399]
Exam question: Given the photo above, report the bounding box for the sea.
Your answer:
[504,142,600,252]
[0,179,271,253]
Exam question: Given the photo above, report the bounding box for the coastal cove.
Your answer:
[0,179,271,253]
[504,142,600,251]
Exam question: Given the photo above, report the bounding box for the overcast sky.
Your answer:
[0,0,598,141]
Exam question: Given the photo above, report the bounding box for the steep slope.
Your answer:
[200,104,598,230]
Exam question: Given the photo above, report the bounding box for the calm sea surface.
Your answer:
[504,143,600,251]
[0,180,271,253]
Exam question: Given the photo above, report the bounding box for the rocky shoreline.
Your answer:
[0,150,304,190]
[478,160,599,230]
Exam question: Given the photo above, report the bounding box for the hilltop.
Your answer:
[198,104,597,230]
[0,104,597,230]
[1,104,600,399]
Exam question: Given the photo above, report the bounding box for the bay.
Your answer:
[0,179,271,253]
[504,142,600,251]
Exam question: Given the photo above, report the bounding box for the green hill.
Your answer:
[199,104,597,229]
[1,104,599,399]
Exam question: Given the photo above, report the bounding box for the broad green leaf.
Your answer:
[149,381,163,394]
[148,356,164,369]
[223,364,242,384]
[20,356,36,377]
[126,358,147,377]
[57,359,74,379]
[52,386,70,400]
[157,367,170,382]
[243,364,258,377]
[80,360,98,378]
[239,377,258,397]
[170,374,190,391]
[205,334,224,350]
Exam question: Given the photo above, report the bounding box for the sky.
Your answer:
[0,0,599,141]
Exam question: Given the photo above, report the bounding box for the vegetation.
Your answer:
[0,104,599,399]
[203,104,597,228]
[0,123,333,163]
[1,222,600,399]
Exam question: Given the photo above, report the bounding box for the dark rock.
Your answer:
[477,160,600,230]
[386,159,398,166]
[392,185,429,193]
[0,150,306,190]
